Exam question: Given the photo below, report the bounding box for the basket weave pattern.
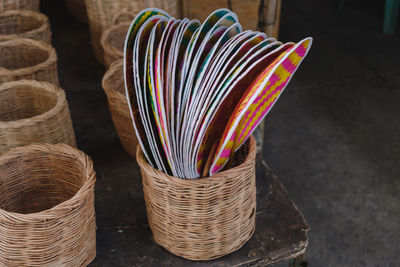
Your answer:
[85,0,179,63]
[137,136,257,260]
[101,22,129,67]
[102,60,138,158]
[0,144,96,266]
[0,0,40,12]
[0,37,58,84]
[0,10,51,43]
[0,80,76,155]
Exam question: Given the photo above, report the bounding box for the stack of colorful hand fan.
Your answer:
[124,8,312,179]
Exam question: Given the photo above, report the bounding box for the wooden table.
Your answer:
[91,159,309,266]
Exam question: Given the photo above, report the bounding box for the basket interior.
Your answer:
[221,137,251,172]
[107,24,129,52]
[0,43,49,70]
[0,84,57,121]
[0,150,84,214]
[105,63,124,94]
[0,14,43,35]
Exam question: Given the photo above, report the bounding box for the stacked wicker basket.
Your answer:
[102,60,138,158]
[85,0,180,64]
[101,22,129,67]
[0,2,96,266]
[99,6,139,157]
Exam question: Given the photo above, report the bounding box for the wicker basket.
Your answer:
[0,0,40,12]
[0,10,51,43]
[0,37,58,84]
[0,80,76,155]
[102,60,138,158]
[137,136,257,260]
[0,143,96,266]
[85,0,180,64]
[101,22,129,67]
[65,0,87,23]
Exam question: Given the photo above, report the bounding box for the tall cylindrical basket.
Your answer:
[0,0,40,12]
[0,80,76,155]
[0,143,96,266]
[101,22,129,67]
[0,37,58,84]
[102,60,138,158]
[137,136,257,260]
[0,10,51,43]
[85,0,180,64]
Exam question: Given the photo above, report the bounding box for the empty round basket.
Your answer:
[65,0,87,23]
[0,80,76,155]
[0,37,58,84]
[0,143,96,266]
[0,0,40,12]
[137,136,257,260]
[101,22,129,67]
[102,60,138,158]
[0,10,51,43]
[85,0,180,64]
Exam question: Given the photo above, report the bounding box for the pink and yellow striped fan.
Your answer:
[195,41,293,176]
[209,37,313,176]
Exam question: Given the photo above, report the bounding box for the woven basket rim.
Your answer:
[102,59,125,97]
[137,135,256,183]
[100,22,130,60]
[0,36,56,77]
[0,9,49,38]
[0,143,95,221]
[0,80,65,129]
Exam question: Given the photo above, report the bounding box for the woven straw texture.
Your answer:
[0,36,58,84]
[85,0,180,63]
[0,10,51,43]
[0,0,39,12]
[101,22,129,67]
[0,80,76,155]
[65,0,87,23]
[102,60,138,158]
[137,136,257,260]
[0,143,96,266]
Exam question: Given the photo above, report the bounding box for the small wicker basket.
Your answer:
[137,136,257,260]
[0,80,76,155]
[0,10,51,43]
[0,37,58,84]
[85,0,180,64]
[101,22,129,67]
[102,60,138,158]
[65,0,87,23]
[0,143,96,266]
[0,0,40,12]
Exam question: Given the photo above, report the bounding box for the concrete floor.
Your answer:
[265,1,400,266]
[41,0,400,266]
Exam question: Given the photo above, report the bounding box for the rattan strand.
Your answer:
[0,143,96,266]
[102,60,138,158]
[0,36,58,84]
[0,10,51,43]
[0,0,39,12]
[84,0,180,63]
[101,22,129,67]
[137,136,257,260]
[0,80,76,155]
